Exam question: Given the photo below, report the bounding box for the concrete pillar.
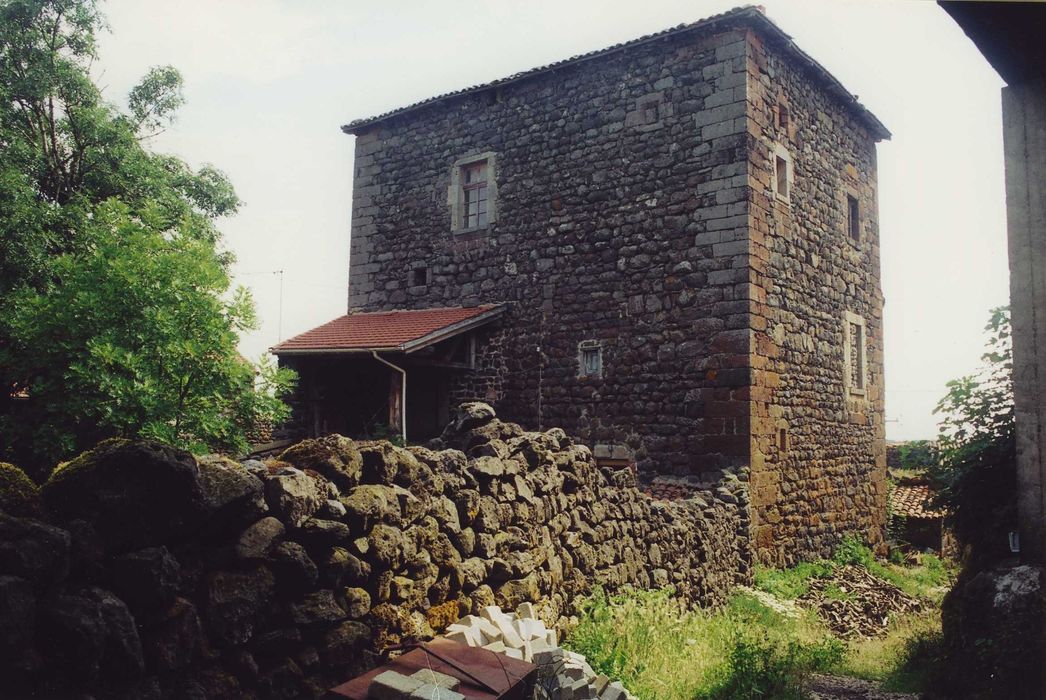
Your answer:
[1003,82,1046,564]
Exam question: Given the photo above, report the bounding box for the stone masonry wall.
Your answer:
[348,24,758,478]
[743,31,887,565]
[0,404,748,699]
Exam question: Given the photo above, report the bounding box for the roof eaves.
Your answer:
[341,6,889,141]
[401,304,506,353]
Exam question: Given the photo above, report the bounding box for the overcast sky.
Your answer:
[94,0,1008,441]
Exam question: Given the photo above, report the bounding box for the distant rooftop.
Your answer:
[342,5,889,140]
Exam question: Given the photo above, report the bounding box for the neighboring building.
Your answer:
[941,1,1046,568]
[274,5,890,564]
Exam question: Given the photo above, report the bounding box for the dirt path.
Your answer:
[808,674,919,700]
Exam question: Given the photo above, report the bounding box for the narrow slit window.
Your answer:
[775,155,789,199]
[778,103,789,129]
[849,321,866,391]
[778,427,789,455]
[847,194,860,241]
[462,161,489,229]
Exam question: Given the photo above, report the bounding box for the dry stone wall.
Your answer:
[0,404,748,699]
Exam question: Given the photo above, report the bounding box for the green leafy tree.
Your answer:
[0,0,294,474]
[930,307,1016,564]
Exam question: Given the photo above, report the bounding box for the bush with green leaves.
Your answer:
[929,306,1016,564]
[0,0,295,474]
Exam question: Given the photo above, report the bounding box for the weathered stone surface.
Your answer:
[289,590,345,627]
[272,541,318,593]
[0,512,70,583]
[109,546,180,613]
[235,516,285,560]
[41,439,204,552]
[264,467,324,528]
[41,587,143,683]
[322,620,372,664]
[198,455,268,529]
[295,519,351,552]
[142,597,202,672]
[0,575,35,656]
[205,566,275,647]
[279,435,363,490]
[343,587,371,619]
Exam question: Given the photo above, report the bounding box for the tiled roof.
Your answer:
[341,5,889,140]
[891,484,946,520]
[271,305,504,354]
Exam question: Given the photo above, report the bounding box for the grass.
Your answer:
[563,538,955,699]
[564,587,842,699]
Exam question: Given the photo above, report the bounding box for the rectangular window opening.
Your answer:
[849,321,866,391]
[462,161,489,229]
[778,427,789,455]
[411,267,428,287]
[778,103,789,129]
[775,155,789,199]
[847,194,861,241]
[641,100,660,124]
[579,344,603,378]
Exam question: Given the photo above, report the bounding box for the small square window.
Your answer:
[578,343,603,379]
[411,266,428,287]
[641,100,660,124]
[847,194,861,242]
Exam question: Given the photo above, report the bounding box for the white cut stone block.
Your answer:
[516,602,537,619]
[483,640,506,654]
[494,617,524,649]
[369,670,423,700]
[545,628,558,647]
[600,681,628,700]
[409,669,460,690]
[503,647,523,660]
[522,639,533,663]
[480,605,508,624]
[474,616,502,643]
[409,683,466,700]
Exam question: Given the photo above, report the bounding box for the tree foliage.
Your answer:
[929,307,1016,564]
[0,0,294,475]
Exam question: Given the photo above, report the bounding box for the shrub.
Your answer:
[704,633,845,700]
[929,306,1016,565]
[0,461,42,516]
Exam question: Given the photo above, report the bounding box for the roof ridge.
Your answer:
[341,5,888,140]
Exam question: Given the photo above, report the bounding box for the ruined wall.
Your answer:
[347,25,757,478]
[743,31,887,565]
[0,404,748,699]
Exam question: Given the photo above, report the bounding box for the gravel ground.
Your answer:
[808,674,919,700]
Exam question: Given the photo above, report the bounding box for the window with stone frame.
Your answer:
[449,152,498,232]
[847,194,861,242]
[844,312,867,394]
[578,341,603,379]
[772,144,792,203]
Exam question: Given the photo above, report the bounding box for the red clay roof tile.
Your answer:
[271,305,502,353]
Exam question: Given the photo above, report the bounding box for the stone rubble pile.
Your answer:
[0,402,748,698]
[441,602,637,700]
